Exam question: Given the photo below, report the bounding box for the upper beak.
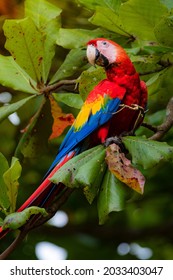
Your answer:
[86,44,98,66]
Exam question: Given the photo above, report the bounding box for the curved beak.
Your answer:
[86,45,109,67]
[86,45,98,66]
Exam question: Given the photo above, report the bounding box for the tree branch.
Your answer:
[149,97,173,140]
[40,79,77,95]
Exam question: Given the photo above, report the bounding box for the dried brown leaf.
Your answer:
[106,143,145,194]
[49,96,75,140]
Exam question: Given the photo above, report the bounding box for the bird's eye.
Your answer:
[102,41,109,48]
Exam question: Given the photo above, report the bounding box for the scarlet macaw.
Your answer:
[0,38,147,238]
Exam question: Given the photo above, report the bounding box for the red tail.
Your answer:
[0,151,75,239]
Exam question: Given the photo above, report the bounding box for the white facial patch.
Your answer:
[97,40,117,65]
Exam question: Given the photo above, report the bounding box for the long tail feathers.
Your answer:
[0,150,76,239]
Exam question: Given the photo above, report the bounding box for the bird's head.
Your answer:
[86,38,130,69]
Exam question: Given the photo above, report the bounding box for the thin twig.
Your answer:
[141,122,158,132]
[150,97,173,140]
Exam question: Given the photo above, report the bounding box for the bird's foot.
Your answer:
[104,134,131,153]
[104,136,122,147]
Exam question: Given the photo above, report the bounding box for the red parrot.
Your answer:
[0,38,147,238]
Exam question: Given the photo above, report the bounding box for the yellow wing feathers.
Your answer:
[74,94,105,131]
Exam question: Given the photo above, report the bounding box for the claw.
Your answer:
[104,136,129,153]
[104,136,122,147]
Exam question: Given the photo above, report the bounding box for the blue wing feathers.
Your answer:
[48,97,121,171]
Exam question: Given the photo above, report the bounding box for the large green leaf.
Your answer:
[3,18,45,83]
[97,169,125,224]
[53,93,83,109]
[154,11,173,47]
[0,153,10,211]
[51,145,106,194]
[50,49,86,84]
[75,148,106,203]
[0,96,35,123]
[147,66,173,112]
[79,66,106,101]
[25,0,62,29]
[3,157,22,213]
[56,27,123,49]
[130,53,163,75]
[0,55,37,93]
[122,136,173,169]
[25,0,62,81]
[120,0,168,42]
[90,7,129,36]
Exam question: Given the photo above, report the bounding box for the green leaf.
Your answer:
[127,53,163,76]
[154,11,173,47]
[0,55,37,93]
[0,218,3,226]
[16,97,53,158]
[122,136,173,169]
[53,93,83,109]
[78,0,121,12]
[142,45,173,54]
[3,18,45,82]
[0,153,10,211]
[56,28,111,49]
[160,0,173,10]
[50,49,86,84]
[147,66,173,112]
[79,66,106,101]
[56,27,128,50]
[25,0,62,81]
[2,206,48,230]
[119,0,168,42]
[90,7,129,36]
[56,28,92,49]
[75,148,106,203]
[3,157,22,213]
[51,145,105,191]
[0,96,35,123]
[25,0,62,29]
[97,169,125,224]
